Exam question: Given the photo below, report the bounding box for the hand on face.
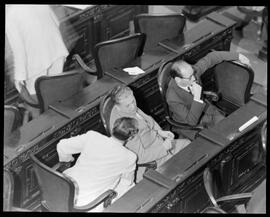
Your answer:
[238,53,251,67]
[162,138,173,151]
[190,82,202,100]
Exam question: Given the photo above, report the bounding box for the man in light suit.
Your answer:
[109,85,191,182]
[166,51,250,128]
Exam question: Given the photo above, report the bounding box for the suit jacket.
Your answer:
[167,51,239,126]
[110,106,168,164]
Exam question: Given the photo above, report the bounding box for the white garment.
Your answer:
[57,130,137,210]
[5,5,69,94]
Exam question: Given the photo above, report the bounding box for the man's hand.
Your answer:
[238,53,251,67]
[162,138,173,151]
[158,130,174,140]
[190,82,202,101]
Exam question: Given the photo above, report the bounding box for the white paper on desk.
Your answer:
[123,66,145,75]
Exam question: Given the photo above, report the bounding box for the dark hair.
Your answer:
[110,85,133,105]
[112,117,138,141]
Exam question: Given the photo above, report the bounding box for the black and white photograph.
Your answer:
[4,4,267,213]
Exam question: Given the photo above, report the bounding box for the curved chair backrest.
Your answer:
[99,90,116,136]
[214,61,254,107]
[261,121,267,153]
[203,167,218,207]
[3,169,14,211]
[30,154,75,212]
[35,69,84,113]
[4,105,21,139]
[94,33,146,78]
[134,13,186,51]
[157,61,174,118]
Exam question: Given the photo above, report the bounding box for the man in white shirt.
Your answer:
[57,117,138,212]
[5,5,69,118]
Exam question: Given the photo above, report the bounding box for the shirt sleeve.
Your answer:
[194,51,239,78]
[57,131,90,162]
[119,150,137,186]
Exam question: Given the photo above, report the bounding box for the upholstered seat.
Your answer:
[94,33,146,77]
[202,167,266,213]
[35,69,84,113]
[134,13,186,51]
[212,61,254,115]
[30,154,117,212]
[3,169,30,211]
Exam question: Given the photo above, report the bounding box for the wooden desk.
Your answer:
[4,75,121,210]
[3,11,238,211]
[105,92,267,213]
[105,137,221,213]
[4,109,70,210]
[49,75,122,136]
[158,12,236,61]
[105,12,236,125]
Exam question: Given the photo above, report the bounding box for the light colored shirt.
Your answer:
[57,130,136,207]
[5,5,69,94]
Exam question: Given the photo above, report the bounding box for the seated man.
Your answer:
[110,85,191,182]
[57,117,138,212]
[166,51,251,128]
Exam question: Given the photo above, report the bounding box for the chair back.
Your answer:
[4,105,22,140]
[134,13,186,51]
[214,61,254,106]
[99,91,116,136]
[3,169,15,211]
[35,69,84,113]
[30,154,75,212]
[94,33,146,77]
[203,167,218,207]
[157,61,174,118]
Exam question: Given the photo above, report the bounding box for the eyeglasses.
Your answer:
[181,74,195,81]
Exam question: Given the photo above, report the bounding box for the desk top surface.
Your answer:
[105,48,174,85]
[4,108,69,165]
[158,12,236,53]
[49,75,121,118]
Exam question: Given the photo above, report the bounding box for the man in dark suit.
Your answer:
[166,51,250,128]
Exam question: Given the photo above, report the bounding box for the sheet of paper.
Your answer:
[123,66,145,75]
[238,116,258,132]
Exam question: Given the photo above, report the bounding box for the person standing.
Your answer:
[5,5,69,118]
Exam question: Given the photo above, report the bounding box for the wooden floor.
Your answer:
[149,5,267,95]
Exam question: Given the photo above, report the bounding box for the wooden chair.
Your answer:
[134,13,186,51]
[35,69,84,113]
[30,154,117,212]
[99,88,157,170]
[203,167,266,213]
[3,169,30,211]
[211,61,254,115]
[94,33,146,78]
[4,105,22,140]
[157,61,219,140]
